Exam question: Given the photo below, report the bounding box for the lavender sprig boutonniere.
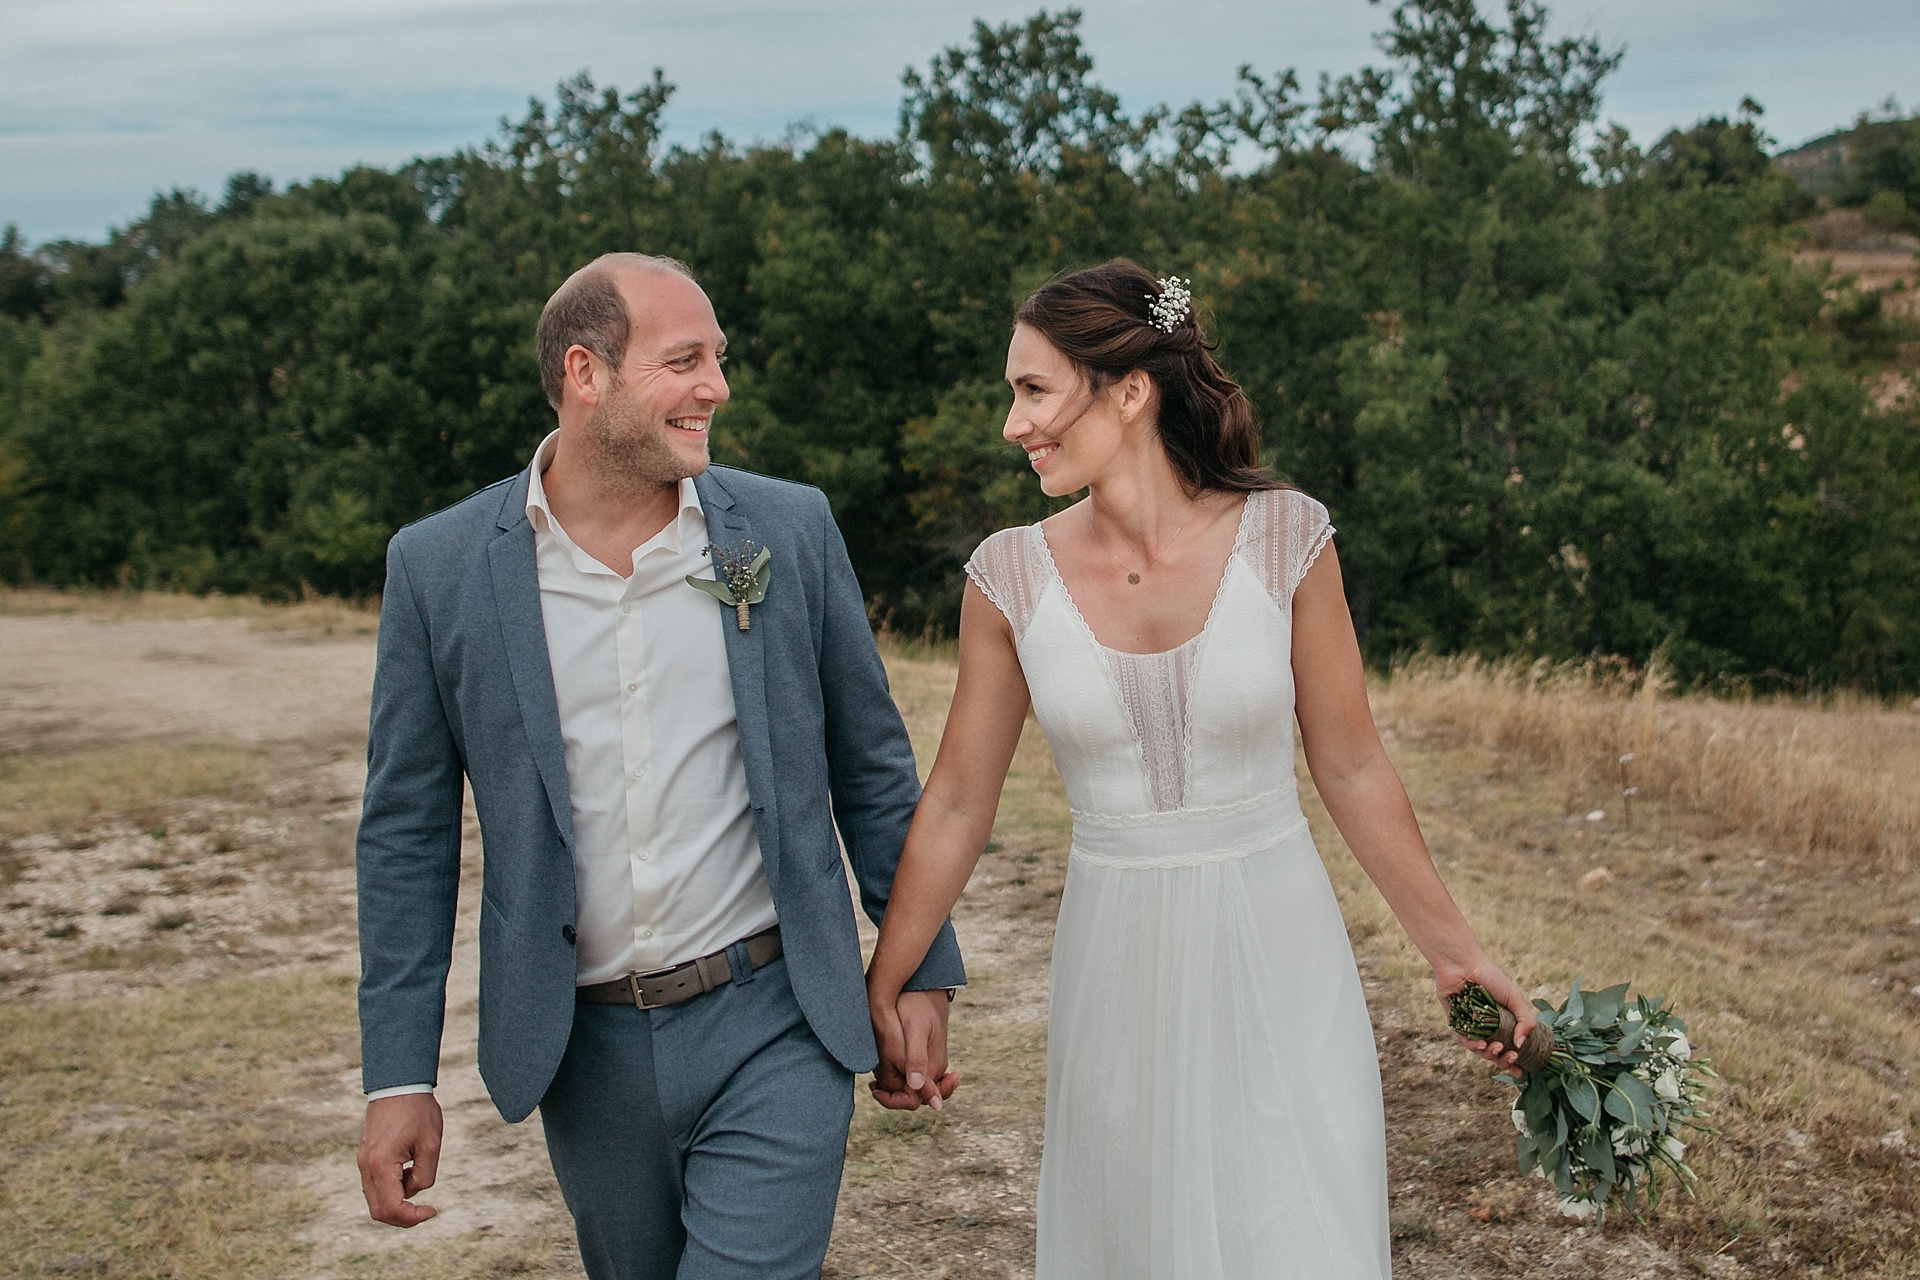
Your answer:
[688,540,772,631]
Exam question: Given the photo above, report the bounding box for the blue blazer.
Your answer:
[355,464,964,1123]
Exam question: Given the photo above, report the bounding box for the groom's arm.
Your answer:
[354,538,465,1227]
[356,538,466,1093]
[814,500,965,993]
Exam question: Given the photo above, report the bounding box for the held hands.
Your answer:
[867,987,961,1111]
[357,1092,445,1227]
[1435,956,1537,1078]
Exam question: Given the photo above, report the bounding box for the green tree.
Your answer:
[2,0,1914,686]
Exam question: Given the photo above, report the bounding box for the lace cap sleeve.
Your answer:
[964,526,1047,639]
[1248,489,1335,608]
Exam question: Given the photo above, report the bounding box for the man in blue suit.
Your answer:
[353,252,964,1279]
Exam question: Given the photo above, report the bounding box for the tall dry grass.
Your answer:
[1371,656,1920,868]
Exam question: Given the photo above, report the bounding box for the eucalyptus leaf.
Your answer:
[1616,1019,1652,1056]
[1585,983,1630,1027]
[1565,976,1586,1023]
[1522,1078,1553,1131]
[1580,1128,1615,1182]
[1566,1074,1601,1122]
[1605,1075,1659,1130]
[686,574,737,603]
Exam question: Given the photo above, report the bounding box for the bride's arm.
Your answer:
[1290,543,1535,1068]
[866,581,1033,1105]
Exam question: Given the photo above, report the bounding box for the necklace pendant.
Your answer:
[1127,572,1141,585]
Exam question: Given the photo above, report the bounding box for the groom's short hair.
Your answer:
[537,252,695,409]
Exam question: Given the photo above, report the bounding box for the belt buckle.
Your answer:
[627,971,661,1010]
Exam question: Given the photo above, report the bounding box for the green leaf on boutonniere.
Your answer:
[689,541,773,631]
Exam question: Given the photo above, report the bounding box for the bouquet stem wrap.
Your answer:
[1447,983,1554,1073]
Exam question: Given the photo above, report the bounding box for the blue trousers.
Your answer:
[538,954,856,1280]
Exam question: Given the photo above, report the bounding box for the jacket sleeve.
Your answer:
[814,498,966,992]
[355,538,467,1091]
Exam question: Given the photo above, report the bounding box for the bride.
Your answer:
[864,260,1535,1278]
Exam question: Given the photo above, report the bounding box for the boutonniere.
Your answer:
[687,540,772,632]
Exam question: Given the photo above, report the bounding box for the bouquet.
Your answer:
[1448,978,1714,1222]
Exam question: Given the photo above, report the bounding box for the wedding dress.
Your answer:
[966,488,1391,1280]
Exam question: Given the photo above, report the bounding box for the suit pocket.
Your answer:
[480,887,510,923]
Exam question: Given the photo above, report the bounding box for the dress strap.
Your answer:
[1246,489,1335,608]
[964,525,1050,640]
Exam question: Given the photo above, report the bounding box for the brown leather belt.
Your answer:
[575,925,782,1009]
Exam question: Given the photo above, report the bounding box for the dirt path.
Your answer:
[0,612,377,755]
[0,606,1046,1279]
[0,605,586,1275]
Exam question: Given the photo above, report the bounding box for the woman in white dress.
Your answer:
[864,260,1536,1279]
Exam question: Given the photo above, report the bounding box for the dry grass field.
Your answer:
[2,587,1917,1278]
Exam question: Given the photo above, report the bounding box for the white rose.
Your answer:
[1512,1107,1530,1135]
[1613,1128,1651,1158]
[1659,1135,1687,1162]
[1655,1068,1682,1101]
[1668,1035,1692,1062]
[1558,1195,1599,1220]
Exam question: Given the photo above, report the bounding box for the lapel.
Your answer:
[694,470,777,846]
[486,474,575,848]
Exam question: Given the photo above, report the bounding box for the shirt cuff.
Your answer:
[365,1083,435,1100]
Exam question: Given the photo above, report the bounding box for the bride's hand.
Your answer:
[867,986,961,1111]
[1433,957,1536,1077]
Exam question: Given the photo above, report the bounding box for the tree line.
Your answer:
[1,1,1916,690]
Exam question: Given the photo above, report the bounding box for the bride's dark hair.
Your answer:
[1014,259,1279,494]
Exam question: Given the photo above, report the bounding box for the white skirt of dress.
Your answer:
[1036,812,1391,1280]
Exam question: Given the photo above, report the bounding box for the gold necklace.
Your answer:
[1094,511,1192,586]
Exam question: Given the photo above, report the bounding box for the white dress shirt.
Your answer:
[368,433,778,1099]
[525,431,777,983]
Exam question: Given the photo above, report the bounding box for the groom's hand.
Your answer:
[869,989,960,1111]
[358,1093,444,1227]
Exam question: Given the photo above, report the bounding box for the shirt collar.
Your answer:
[525,429,706,556]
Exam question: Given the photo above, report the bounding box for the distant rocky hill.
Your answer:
[1774,131,1850,196]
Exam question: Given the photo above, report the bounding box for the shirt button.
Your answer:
[638,848,651,861]
[633,765,646,779]
[641,927,654,940]
[627,683,637,693]
[620,604,632,615]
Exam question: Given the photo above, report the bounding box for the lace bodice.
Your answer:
[966,488,1333,815]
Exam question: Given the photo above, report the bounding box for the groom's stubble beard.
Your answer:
[582,371,708,497]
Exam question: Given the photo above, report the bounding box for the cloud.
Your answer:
[3,0,1916,241]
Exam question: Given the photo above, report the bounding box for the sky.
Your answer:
[3,0,1917,245]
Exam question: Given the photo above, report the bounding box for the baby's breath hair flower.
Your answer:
[1145,275,1193,332]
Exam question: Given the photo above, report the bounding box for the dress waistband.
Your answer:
[1068,788,1308,869]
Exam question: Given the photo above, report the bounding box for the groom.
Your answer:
[354,252,964,1279]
